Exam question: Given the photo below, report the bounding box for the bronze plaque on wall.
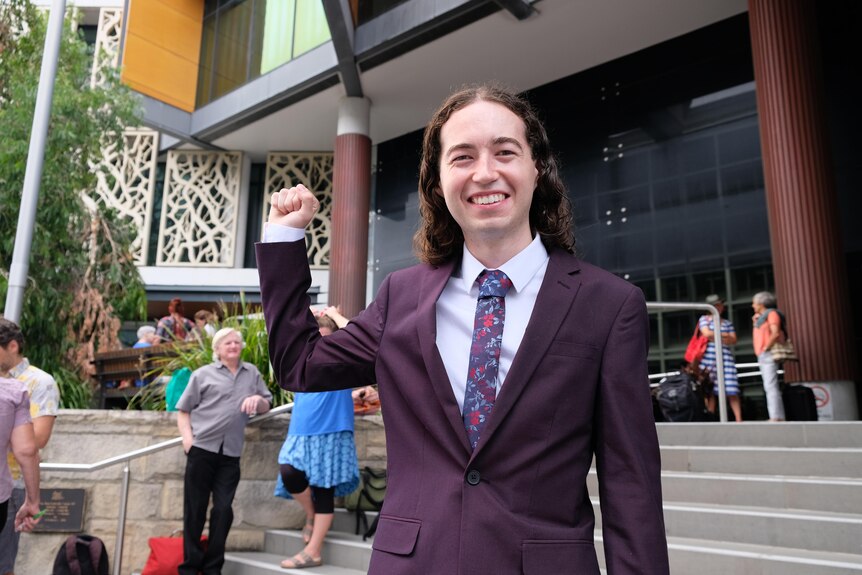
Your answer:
[31,488,86,532]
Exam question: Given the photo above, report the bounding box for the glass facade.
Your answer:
[372,15,773,377]
[197,0,331,107]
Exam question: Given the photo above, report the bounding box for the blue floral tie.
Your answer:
[463,269,513,450]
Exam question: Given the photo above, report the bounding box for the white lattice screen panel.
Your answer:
[90,129,159,265]
[157,151,243,267]
[264,153,334,268]
[90,8,123,88]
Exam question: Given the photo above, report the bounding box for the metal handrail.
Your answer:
[37,301,727,571]
[646,302,727,422]
[39,402,294,575]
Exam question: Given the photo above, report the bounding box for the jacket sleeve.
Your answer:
[594,286,670,574]
[256,240,384,393]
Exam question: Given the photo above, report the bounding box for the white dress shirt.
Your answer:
[263,224,550,414]
[436,236,549,413]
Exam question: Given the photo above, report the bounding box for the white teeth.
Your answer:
[471,194,505,205]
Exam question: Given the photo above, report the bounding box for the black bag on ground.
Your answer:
[343,467,386,540]
[782,384,818,421]
[52,534,109,575]
[656,373,711,422]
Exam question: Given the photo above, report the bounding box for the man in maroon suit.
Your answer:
[257,84,669,574]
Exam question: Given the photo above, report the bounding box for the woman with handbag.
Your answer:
[698,295,742,421]
[752,291,787,421]
[274,307,360,570]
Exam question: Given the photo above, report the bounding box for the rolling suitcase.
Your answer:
[782,384,818,421]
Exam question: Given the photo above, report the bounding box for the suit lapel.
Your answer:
[472,249,582,457]
[416,259,473,456]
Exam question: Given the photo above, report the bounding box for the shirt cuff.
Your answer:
[263,223,306,243]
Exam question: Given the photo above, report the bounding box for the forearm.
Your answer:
[18,452,40,506]
[257,241,318,391]
[11,425,40,505]
[765,332,781,349]
[256,395,271,414]
[177,411,193,449]
[765,323,782,350]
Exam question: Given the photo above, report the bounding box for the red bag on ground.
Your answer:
[683,324,709,365]
[141,534,206,575]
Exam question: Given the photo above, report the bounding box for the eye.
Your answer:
[451,154,472,163]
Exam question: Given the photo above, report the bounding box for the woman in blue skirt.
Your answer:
[276,307,359,569]
[698,295,742,422]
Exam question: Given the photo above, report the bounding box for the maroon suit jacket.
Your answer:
[257,240,669,575]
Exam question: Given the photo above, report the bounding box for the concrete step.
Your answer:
[597,534,862,574]
[592,498,862,555]
[656,421,862,448]
[331,507,379,536]
[660,445,862,477]
[262,529,372,572]
[657,536,862,575]
[223,551,366,575]
[587,470,862,514]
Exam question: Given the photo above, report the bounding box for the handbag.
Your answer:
[770,310,799,363]
[770,339,798,363]
[683,324,709,365]
[141,532,207,575]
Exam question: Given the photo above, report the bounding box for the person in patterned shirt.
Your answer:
[0,318,60,575]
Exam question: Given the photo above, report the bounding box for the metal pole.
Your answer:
[3,0,67,322]
[646,302,726,422]
[710,308,728,423]
[113,464,130,575]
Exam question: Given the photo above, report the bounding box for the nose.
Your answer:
[472,152,498,184]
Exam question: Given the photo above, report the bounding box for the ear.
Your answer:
[434,186,444,198]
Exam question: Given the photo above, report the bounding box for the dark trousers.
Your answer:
[0,499,7,533]
[179,446,241,575]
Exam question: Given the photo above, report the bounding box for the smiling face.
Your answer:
[215,331,243,364]
[437,100,539,260]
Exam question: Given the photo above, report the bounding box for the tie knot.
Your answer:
[477,269,512,298]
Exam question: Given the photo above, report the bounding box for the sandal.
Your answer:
[301,520,314,544]
[280,551,323,569]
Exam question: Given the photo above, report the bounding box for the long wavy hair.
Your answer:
[413,83,574,265]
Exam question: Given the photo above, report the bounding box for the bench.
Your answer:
[91,344,178,408]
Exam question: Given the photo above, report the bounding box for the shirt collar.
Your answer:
[214,359,245,372]
[459,234,549,294]
[9,358,30,379]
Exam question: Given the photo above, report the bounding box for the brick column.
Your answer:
[329,97,371,317]
[749,0,858,418]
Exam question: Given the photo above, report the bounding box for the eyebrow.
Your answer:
[444,136,525,158]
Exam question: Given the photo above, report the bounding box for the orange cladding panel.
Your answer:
[121,0,204,112]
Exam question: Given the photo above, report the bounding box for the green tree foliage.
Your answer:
[0,1,145,406]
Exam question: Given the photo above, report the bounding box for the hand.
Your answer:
[241,395,260,416]
[14,499,41,533]
[322,306,349,328]
[182,436,193,454]
[268,185,319,229]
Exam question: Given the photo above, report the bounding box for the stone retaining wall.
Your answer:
[14,409,386,575]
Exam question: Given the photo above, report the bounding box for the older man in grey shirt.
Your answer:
[176,327,272,575]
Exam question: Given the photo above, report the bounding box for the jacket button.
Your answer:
[466,470,481,485]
